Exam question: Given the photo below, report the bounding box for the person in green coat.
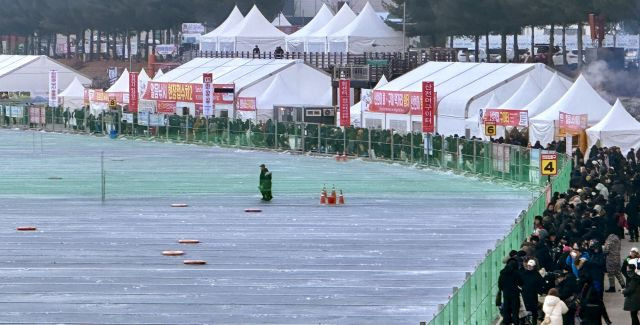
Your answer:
[259,164,272,201]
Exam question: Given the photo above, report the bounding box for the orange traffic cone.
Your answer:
[320,186,327,204]
[328,186,337,205]
[338,189,345,205]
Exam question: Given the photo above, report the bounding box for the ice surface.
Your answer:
[0,129,534,324]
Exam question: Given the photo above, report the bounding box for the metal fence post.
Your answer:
[368,129,372,157]
[205,117,209,143]
[301,122,305,151]
[441,135,446,168]
[410,131,414,163]
[343,127,347,155]
[317,124,321,153]
[275,121,278,149]
[390,132,394,160]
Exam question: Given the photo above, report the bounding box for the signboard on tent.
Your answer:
[202,73,213,117]
[107,67,118,86]
[143,81,234,104]
[237,97,257,111]
[48,70,58,107]
[181,23,205,34]
[558,112,587,135]
[421,81,435,133]
[483,109,528,127]
[339,79,350,127]
[370,90,421,114]
[129,72,139,112]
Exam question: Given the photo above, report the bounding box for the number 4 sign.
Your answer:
[541,153,557,176]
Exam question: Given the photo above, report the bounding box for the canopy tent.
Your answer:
[58,76,86,110]
[365,62,556,135]
[497,74,543,110]
[530,75,611,147]
[348,75,388,127]
[0,55,90,100]
[138,68,151,97]
[285,4,334,52]
[271,12,292,27]
[523,73,572,118]
[306,4,356,53]
[153,69,164,80]
[199,6,244,52]
[586,99,640,153]
[106,68,129,94]
[153,58,331,120]
[218,5,286,53]
[464,93,504,139]
[328,2,404,53]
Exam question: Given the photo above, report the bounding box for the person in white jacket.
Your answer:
[542,288,569,325]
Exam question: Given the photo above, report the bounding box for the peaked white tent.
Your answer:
[523,73,572,118]
[328,2,404,53]
[497,74,543,110]
[218,5,286,52]
[138,69,151,96]
[586,99,640,153]
[285,4,334,52]
[200,6,244,52]
[348,75,389,127]
[106,68,129,94]
[306,4,356,53]
[530,75,612,147]
[272,12,291,27]
[153,69,164,80]
[58,76,86,109]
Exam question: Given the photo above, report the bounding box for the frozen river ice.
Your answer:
[0,129,535,324]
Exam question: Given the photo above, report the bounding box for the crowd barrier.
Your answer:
[1,106,572,323]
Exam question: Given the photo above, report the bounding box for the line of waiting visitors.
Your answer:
[497,144,640,325]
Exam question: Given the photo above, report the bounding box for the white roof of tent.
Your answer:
[256,74,303,109]
[328,2,403,53]
[58,76,85,98]
[373,62,556,135]
[285,4,334,51]
[464,93,504,132]
[306,4,356,50]
[523,73,571,117]
[349,75,389,126]
[530,74,611,146]
[153,69,164,80]
[0,55,91,99]
[106,68,129,93]
[497,74,543,109]
[138,68,151,95]
[219,5,286,52]
[586,99,640,152]
[272,12,291,26]
[200,6,244,51]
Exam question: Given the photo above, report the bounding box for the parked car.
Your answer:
[552,49,580,66]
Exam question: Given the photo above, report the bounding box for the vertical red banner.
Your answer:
[129,72,139,112]
[422,81,435,133]
[339,79,350,127]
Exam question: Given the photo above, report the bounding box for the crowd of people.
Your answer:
[497,144,640,324]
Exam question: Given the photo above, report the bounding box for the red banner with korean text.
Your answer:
[339,79,350,127]
[129,72,139,112]
[237,97,257,111]
[421,82,435,133]
[143,81,234,104]
[87,89,125,103]
[370,90,421,114]
[157,101,176,114]
[558,112,587,135]
[483,109,529,127]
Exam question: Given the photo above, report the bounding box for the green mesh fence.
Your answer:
[2,106,571,323]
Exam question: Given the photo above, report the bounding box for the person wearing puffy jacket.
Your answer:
[543,288,568,325]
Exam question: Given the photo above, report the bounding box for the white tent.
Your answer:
[328,2,404,53]
[0,55,91,100]
[272,12,292,27]
[306,4,356,53]
[153,69,164,80]
[530,75,612,147]
[523,73,572,118]
[349,75,388,127]
[497,74,543,110]
[586,99,640,153]
[285,4,334,52]
[200,6,244,52]
[106,68,129,94]
[58,76,86,110]
[138,69,151,97]
[218,5,286,53]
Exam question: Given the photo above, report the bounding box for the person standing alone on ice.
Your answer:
[259,164,272,201]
